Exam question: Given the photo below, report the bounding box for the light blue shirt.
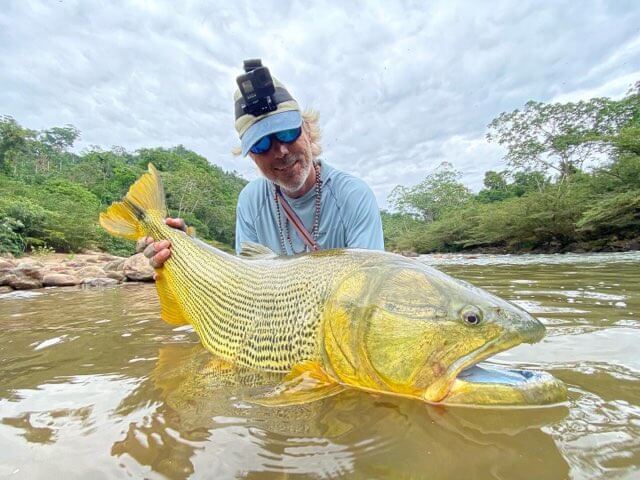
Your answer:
[235,161,384,255]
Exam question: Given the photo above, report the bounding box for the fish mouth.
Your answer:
[444,363,568,407]
[424,333,567,407]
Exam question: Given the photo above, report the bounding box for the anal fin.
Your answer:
[155,270,190,326]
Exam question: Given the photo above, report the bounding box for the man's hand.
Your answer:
[135,218,186,268]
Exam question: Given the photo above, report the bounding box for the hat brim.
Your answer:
[241,110,302,156]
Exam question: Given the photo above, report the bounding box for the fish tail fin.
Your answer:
[99,163,167,239]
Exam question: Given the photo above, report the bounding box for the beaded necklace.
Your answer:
[274,162,322,255]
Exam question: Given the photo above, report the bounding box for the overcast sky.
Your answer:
[1,0,639,208]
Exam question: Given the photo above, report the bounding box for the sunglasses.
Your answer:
[249,127,302,154]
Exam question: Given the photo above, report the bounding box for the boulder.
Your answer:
[123,253,155,282]
[81,277,119,287]
[0,286,13,294]
[98,254,123,262]
[76,266,107,279]
[63,261,87,268]
[13,262,45,280]
[0,259,15,272]
[43,273,81,287]
[104,259,126,272]
[105,270,126,282]
[8,276,43,290]
[16,259,44,267]
[0,273,18,287]
[45,266,74,274]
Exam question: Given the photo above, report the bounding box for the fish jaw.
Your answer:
[441,364,568,406]
[421,330,528,403]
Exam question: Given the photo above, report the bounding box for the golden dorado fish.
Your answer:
[100,164,567,407]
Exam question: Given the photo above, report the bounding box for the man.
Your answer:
[139,60,383,266]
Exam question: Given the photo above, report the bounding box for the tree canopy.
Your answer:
[384,83,640,254]
[0,117,246,256]
[486,83,639,179]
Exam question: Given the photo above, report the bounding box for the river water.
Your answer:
[0,252,639,479]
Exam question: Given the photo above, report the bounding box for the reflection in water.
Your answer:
[2,412,56,444]
[0,256,639,479]
[111,344,569,479]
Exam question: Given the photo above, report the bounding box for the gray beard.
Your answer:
[274,155,312,194]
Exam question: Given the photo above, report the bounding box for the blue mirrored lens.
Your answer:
[249,127,301,154]
[275,127,302,143]
[250,135,272,154]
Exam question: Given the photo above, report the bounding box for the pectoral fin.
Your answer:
[249,361,346,406]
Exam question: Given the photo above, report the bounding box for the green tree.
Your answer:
[477,171,510,203]
[0,115,35,175]
[487,97,634,179]
[388,163,471,222]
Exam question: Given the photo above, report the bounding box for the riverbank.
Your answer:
[3,238,639,293]
[405,235,640,256]
[0,252,154,293]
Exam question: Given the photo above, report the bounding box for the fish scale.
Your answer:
[128,204,368,371]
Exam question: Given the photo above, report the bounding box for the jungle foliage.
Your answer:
[0,116,246,256]
[2,83,638,257]
[384,82,640,253]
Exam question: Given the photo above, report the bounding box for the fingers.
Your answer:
[135,236,154,253]
[165,217,187,231]
[141,239,173,269]
[142,240,165,259]
[150,247,172,269]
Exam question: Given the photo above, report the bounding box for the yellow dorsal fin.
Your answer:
[99,163,167,240]
[249,360,345,406]
[154,270,190,326]
[239,241,278,259]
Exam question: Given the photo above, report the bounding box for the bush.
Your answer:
[0,217,25,256]
[577,189,640,236]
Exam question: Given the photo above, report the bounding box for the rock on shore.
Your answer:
[0,252,155,292]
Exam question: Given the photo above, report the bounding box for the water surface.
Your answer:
[1,252,639,479]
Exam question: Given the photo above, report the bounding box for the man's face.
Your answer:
[249,125,314,194]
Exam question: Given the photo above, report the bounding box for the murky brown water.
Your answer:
[1,252,639,479]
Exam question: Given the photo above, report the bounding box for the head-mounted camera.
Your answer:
[236,59,277,116]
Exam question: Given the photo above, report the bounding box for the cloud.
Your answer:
[1,0,638,208]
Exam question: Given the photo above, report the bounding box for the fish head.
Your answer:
[321,259,563,405]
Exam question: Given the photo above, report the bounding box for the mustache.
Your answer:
[278,154,305,168]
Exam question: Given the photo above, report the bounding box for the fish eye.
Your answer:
[461,307,482,326]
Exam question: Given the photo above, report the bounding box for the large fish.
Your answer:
[100,164,566,407]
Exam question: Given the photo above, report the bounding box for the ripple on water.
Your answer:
[0,255,639,478]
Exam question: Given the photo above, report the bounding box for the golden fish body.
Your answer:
[100,164,567,407]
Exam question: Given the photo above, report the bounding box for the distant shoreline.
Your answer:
[395,235,640,257]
